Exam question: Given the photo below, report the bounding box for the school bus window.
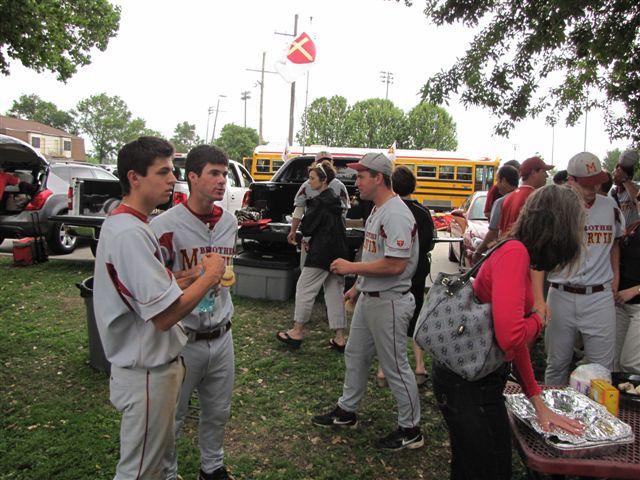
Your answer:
[456,166,472,182]
[256,159,270,173]
[439,165,454,180]
[272,160,284,172]
[417,165,436,178]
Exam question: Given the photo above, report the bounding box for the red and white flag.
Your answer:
[275,32,317,83]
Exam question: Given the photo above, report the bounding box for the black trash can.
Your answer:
[77,277,111,374]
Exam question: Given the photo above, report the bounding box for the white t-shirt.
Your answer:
[356,195,418,294]
[548,194,623,286]
[151,203,237,331]
[93,205,186,369]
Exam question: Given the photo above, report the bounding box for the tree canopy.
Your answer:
[6,94,77,134]
[0,0,120,81]
[75,93,154,161]
[297,96,458,149]
[215,124,259,161]
[414,0,640,144]
[171,121,203,153]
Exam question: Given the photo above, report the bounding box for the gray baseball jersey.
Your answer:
[356,195,418,293]
[151,203,237,331]
[548,194,623,286]
[293,178,350,212]
[610,186,639,227]
[93,204,186,368]
[488,194,508,231]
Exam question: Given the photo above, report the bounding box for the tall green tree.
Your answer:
[411,0,640,144]
[296,96,350,146]
[171,121,203,153]
[404,102,457,150]
[75,93,153,162]
[7,94,78,134]
[344,99,406,148]
[0,0,120,81]
[215,124,259,161]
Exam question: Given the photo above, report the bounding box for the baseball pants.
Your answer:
[110,359,185,480]
[294,266,346,329]
[544,287,615,386]
[615,303,640,373]
[338,292,420,428]
[165,330,234,479]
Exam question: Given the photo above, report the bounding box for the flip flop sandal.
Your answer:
[329,338,346,353]
[415,373,428,387]
[376,376,388,388]
[276,331,302,349]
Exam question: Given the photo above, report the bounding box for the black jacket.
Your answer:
[301,189,348,270]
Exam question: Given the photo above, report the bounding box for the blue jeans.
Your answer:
[433,362,511,480]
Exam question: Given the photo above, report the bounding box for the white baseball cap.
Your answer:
[566,152,609,186]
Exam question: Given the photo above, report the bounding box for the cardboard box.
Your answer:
[590,379,619,417]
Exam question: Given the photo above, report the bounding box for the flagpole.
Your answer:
[288,14,299,146]
[302,71,310,154]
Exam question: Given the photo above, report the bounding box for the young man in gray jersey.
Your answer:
[94,137,225,480]
[152,145,238,480]
[545,152,623,386]
[610,149,639,227]
[312,152,423,451]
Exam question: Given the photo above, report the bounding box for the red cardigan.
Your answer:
[473,240,543,397]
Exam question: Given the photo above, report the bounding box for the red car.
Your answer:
[448,191,488,266]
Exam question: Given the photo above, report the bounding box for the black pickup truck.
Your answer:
[239,155,371,252]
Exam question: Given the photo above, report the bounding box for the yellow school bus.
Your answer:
[250,144,499,210]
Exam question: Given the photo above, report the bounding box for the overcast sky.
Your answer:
[1,0,632,168]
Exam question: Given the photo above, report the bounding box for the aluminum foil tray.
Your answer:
[505,388,635,458]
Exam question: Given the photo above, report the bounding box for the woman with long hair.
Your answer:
[277,160,349,350]
[433,185,585,480]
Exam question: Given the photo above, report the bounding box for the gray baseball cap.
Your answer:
[618,149,639,169]
[347,152,393,177]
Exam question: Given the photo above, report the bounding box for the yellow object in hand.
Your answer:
[220,265,235,287]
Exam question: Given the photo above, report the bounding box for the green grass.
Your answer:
[1,256,559,479]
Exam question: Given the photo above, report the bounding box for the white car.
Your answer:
[172,158,253,214]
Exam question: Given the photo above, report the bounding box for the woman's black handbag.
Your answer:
[413,241,511,381]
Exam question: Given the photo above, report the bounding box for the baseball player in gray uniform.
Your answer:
[151,145,237,480]
[312,152,423,451]
[545,152,623,386]
[94,137,225,480]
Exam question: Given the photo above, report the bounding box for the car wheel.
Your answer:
[448,242,458,263]
[89,239,98,257]
[47,216,78,254]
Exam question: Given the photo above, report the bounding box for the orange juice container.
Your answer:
[590,379,619,417]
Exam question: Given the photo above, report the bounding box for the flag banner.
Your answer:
[275,32,317,83]
[387,141,397,161]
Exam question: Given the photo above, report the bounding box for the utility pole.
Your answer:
[211,94,226,143]
[583,95,589,152]
[246,52,277,144]
[275,14,298,145]
[205,106,214,144]
[241,91,251,127]
[380,71,394,100]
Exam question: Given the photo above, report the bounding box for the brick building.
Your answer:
[0,115,86,161]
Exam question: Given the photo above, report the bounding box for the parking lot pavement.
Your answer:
[0,240,95,262]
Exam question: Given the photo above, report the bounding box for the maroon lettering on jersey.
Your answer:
[379,224,387,238]
[158,232,175,268]
[180,248,199,269]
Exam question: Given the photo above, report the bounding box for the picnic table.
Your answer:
[505,383,640,479]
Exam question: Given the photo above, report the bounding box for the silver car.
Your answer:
[0,134,117,254]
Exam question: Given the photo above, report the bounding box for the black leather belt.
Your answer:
[550,283,605,295]
[192,322,232,341]
[363,289,411,297]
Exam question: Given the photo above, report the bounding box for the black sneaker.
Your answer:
[199,466,235,480]
[376,426,424,451]
[312,405,358,427]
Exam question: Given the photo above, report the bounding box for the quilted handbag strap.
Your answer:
[444,238,515,295]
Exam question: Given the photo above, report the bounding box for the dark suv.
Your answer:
[0,134,117,254]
